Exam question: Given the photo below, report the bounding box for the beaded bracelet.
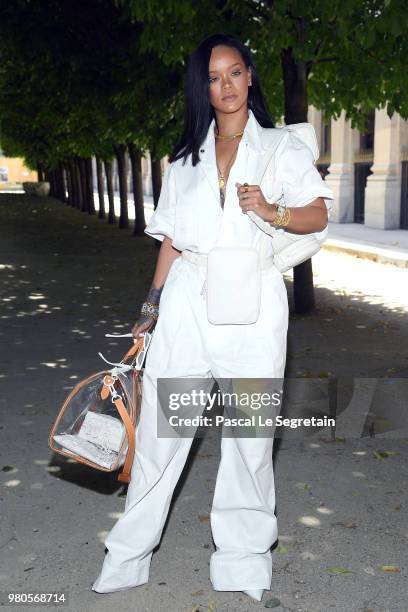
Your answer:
[141,301,160,320]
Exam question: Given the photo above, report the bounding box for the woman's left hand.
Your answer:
[235,182,276,222]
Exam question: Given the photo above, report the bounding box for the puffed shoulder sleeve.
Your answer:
[278,131,334,215]
[144,162,176,242]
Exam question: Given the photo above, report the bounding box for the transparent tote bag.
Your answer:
[48,332,152,483]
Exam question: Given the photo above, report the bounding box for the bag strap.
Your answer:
[121,335,145,363]
[113,394,136,483]
[251,127,288,186]
[100,372,137,484]
[116,335,151,482]
[100,334,151,483]
[247,127,287,232]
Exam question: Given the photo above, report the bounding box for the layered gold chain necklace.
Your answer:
[215,129,244,141]
[214,127,243,209]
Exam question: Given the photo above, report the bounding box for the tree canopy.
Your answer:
[1,0,407,169]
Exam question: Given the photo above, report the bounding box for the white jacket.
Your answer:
[145,108,334,255]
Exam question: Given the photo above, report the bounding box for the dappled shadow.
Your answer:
[1,194,407,475]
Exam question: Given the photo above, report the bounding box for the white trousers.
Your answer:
[92,255,289,593]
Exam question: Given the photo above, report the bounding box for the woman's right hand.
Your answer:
[132,283,164,340]
[132,316,157,341]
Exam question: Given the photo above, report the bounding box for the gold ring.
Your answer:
[243,182,249,193]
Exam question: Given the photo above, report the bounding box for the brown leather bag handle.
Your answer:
[121,336,145,363]
[100,336,148,483]
[113,395,136,483]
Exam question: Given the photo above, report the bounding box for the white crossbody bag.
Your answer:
[247,123,328,273]
[206,246,263,325]
[206,123,327,325]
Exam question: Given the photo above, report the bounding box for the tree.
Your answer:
[0,0,188,235]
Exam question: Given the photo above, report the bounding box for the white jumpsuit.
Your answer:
[92,109,334,593]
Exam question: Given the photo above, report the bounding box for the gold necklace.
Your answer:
[216,140,240,189]
[216,139,241,209]
[214,113,249,140]
[215,129,244,140]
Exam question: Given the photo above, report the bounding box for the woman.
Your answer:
[92,33,333,602]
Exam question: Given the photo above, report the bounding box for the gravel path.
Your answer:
[0,194,407,612]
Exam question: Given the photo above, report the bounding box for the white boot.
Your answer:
[243,589,264,602]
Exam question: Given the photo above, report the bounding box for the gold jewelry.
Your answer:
[281,208,291,227]
[243,183,249,193]
[272,205,291,228]
[273,207,284,226]
[215,129,244,140]
[216,140,240,191]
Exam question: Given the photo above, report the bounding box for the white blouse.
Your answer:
[144,109,334,255]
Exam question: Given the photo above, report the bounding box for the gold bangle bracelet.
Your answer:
[272,205,284,226]
[273,206,291,228]
[280,208,291,227]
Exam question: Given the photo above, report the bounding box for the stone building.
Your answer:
[308,106,408,230]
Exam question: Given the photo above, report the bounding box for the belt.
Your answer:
[181,249,275,271]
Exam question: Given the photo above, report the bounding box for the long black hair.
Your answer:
[168,33,274,166]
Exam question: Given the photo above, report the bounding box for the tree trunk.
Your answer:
[57,162,66,202]
[69,160,80,208]
[114,144,129,229]
[281,46,315,313]
[47,169,53,196]
[77,157,88,212]
[96,158,105,219]
[44,168,50,192]
[65,161,73,206]
[104,160,116,224]
[85,158,95,214]
[37,163,45,182]
[74,157,84,210]
[281,47,309,124]
[46,169,57,198]
[81,158,89,212]
[61,162,68,203]
[52,169,58,198]
[128,143,146,236]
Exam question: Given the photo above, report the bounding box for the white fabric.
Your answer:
[92,256,287,593]
[181,248,275,271]
[92,109,332,595]
[144,109,334,252]
[279,130,333,208]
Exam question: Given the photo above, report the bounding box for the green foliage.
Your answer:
[1,0,407,169]
[119,0,408,130]
[0,0,182,169]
